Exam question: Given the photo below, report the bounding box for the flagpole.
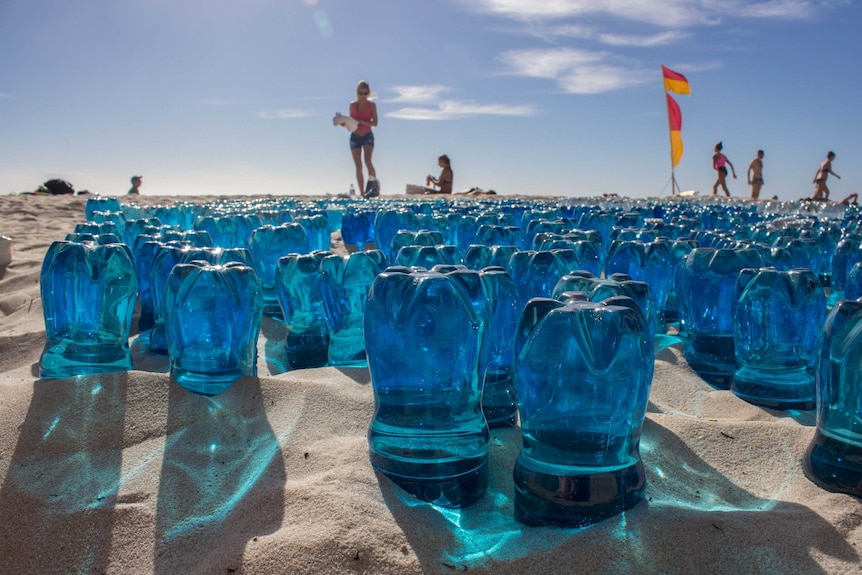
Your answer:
[664,88,678,195]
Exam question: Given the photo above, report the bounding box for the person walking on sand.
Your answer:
[128,175,142,195]
[812,151,839,201]
[747,150,765,200]
[349,80,378,197]
[425,155,454,194]
[712,142,736,196]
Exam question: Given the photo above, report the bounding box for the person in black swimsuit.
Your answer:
[812,151,839,201]
[425,155,453,194]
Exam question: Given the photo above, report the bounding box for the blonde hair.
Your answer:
[356,80,371,93]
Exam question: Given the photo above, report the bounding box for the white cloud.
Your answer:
[0,93,11,98]
[387,100,535,120]
[257,109,312,120]
[463,0,718,27]
[499,48,649,94]
[599,30,691,47]
[388,85,453,103]
[464,0,819,27]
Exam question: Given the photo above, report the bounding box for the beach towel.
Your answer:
[332,112,358,133]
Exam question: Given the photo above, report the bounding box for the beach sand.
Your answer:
[1,193,861,575]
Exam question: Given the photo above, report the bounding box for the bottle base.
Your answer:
[683,334,736,389]
[731,367,815,411]
[803,430,862,498]
[171,367,247,396]
[369,453,488,508]
[286,333,330,369]
[39,342,132,379]
[513,459,646,527]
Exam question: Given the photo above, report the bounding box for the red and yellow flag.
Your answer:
[662,65,690,95]
[666,93,683,168]
[662,65,690,168]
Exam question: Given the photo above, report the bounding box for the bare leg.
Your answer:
[718,172,730,196]
[352,147,365,193]
[364,145,376,179]
[751,184,762,200]
[713,176,720,195]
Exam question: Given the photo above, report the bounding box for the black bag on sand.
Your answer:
[42,179,76,195]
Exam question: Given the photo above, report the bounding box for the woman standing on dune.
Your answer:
[349,80,379,197]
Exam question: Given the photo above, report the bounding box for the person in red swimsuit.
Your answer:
[712,141,736,196]
[349,81,378,197]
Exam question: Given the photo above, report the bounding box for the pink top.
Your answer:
[350,102,373,133]
[713,153,727,169]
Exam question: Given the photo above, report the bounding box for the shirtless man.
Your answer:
[747,150,765,200]
[812,151,839,201]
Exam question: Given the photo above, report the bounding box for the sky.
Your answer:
[1,0,861,201]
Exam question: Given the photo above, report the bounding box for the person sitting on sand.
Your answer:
[842,193,858,206]
[423,155,453,194]
[812,151,839,201]
[128,175,142,195]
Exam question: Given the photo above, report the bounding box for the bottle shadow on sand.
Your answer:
[376,418,858,574]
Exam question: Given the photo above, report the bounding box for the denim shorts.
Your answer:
[350,131,374,149]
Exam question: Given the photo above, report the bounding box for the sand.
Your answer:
[1,193,861,575]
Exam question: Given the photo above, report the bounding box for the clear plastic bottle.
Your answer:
[349,184,355,196]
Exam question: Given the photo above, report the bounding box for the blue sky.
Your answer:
[1,0,860,200]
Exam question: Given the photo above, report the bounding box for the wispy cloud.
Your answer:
[499,48,649,94]
[387,92,535,120]
[388,85,453,103]
[599,30,691,47]
[464,0,819,27]
[463,0,718,27]
[198,97,240,106]
[257,109,313,120]
[0,93,11,98]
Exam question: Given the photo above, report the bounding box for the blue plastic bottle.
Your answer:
[319,250,386,367]
[732,267,825,410]
[275,251,331,369]
[804,298,862,497]
[513,295,653,527]
[249,223,311,316]
[165,260,262,395]
[40,239,138,378]
[365,266,489,507]
[680,247,764,388]
[479,267,520,428]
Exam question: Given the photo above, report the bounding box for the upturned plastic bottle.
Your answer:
[365,266,489,508]
[804,298,862,497]
[275,251,331,369]
[512,295,653,527]
[165,260,262,395]
[479,267,520,428]
[732,267,825,410]
[40,238,138,378]
[319,250,386,367]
